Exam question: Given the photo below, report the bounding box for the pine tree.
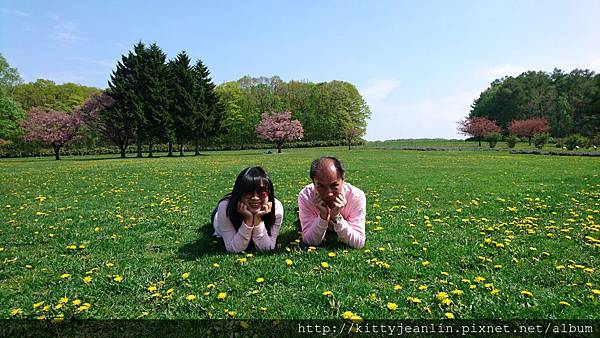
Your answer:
[168,51,196,156]
[193,59,223,155]
[140,43,171,158]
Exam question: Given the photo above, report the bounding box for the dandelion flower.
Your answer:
[387,302,398,311]
[182,272,190,279]
[520,290,533,297]
[83,276,92,284]
[59,297,68,304]
[60,273,71,279]
[72,299,82,306]
[328,252,336,258]
[418,285,428,291]
[33,301,44,309]
[212,263,220,268]
[451,289,464,296]
[256,277,265,283]
[445,312,455,319]
[342,311,354,319]
[436,292,449,301]
[322,291,333,297]
[320,262,330,269]
[206,283,216,289]
[217,292,227,300]
[113,275,123,283]
[285,259,293,266]
[10,308,22,316]
[394,284,403,290]
[591,290,600,296]
[186,294,197,301]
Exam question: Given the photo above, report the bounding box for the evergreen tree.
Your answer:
[168,51,196,156]
[140,43,171,157]
[193,59,223,155]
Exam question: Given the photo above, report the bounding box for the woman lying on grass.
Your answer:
[212,166,283,252]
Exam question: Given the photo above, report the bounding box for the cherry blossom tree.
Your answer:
[508,117,550,145]
[457,117,501,146]
[256,111,304,153]
[20,107,82,160]
[343,126,362,150]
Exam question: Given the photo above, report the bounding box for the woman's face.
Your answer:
[241,185,269,213]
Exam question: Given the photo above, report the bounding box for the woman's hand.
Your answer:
[253,201,273,225]
[237,201,255,226]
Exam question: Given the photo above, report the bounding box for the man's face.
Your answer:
[313,166,344,208]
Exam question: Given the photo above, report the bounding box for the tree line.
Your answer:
[0,46,371,158]
[469,68,600,139]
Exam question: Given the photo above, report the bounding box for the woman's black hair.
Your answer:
[220,166,276,234]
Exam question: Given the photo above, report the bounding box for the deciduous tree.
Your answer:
[508,117,550,145]
[457,117,500,146]
[256,111,304,153]
[20,108,82,160]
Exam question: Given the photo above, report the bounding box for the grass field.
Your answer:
[1,146,599,320]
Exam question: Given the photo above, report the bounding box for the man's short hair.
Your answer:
[310,156,345,180]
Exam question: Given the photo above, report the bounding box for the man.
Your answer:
[298,156,366,248]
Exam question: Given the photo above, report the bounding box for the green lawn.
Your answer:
[1,147,599,320]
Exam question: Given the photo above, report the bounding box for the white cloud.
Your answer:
[360,78,400,103]
[364,91,479,141]
[53,21,78,42]
[0,8,30,17]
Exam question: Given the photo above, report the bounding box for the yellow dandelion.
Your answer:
[394,284,403,290]
[441,298,453,306]
[186,294,197,301]
[83,276,92,284]
[418,285,428,291]
[350,314,363,323]
[60,273,71,279]
[320,262,330,269]
[10,308,22,316]
[422,260,430,266]
[285,259,293,266]
[322,291,333,297]
[59,296,68,304]
[217,292,227,300]
[256,277,265,283]
[113,275,123,283]
[445,312,455,319]
[206,283,216,289]
[33,301,45,309]
[182,272,190,279]
[474,276,485,283]
[520,290,533,297]
[259,306,267,311]
[72,299,82,306]
[491,289,500,295]
[342,311,354,319]
[328,252,336,258]
[212,263,220,268]
[387,302,398,311]
[591,290,600,295]
[148,285,157,292]
[451,289,464,296]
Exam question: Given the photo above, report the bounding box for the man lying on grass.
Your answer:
[298,156,366,248]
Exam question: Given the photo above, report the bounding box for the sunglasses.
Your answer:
[242,187,269,199]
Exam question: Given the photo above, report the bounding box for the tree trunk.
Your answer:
[348,139,351,151]
[120,146,126,158]
[528,136,532,145]
[136,137,143,158]
[478,139,481,147]
[148,143,153,158]
[194,138,200,156]
[179,144,184,157]
[168,142,173,157]
[277,142,282,153]
[53,145,61,160]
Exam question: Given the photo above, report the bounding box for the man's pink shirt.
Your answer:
[298,182,366,248]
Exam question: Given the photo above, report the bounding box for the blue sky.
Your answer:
[2,0,599,140]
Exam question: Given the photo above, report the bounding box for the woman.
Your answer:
[212,166,284,252]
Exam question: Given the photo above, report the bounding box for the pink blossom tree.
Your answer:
[457,117,501,146]
[343,126,362,150]
[20,107,82,160]
[256,111,304,153]
[508,117,550,145]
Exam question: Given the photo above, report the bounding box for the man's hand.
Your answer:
[254,201,273,225]
[330,193,347,218]
[237,201,255,226]
[313,193,329,220]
